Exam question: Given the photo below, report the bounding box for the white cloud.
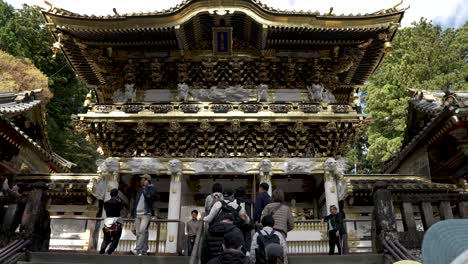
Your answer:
[4,0,467,27]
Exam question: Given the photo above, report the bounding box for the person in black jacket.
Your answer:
[202,213,244,263]
[207,224,252,264]
[254,183,271,223]
[235,186,254,254]
[99,188,123,255]
[321,205,345,255]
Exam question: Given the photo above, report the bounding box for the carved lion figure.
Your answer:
[177,83,190,102]
[259,159,272,177]
[168,159,182,176]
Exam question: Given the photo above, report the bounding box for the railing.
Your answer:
[383,239,418,262]
[189,217,206,264]
[287,219,372,254]
[0,239,30,264]
[49,216,183,255]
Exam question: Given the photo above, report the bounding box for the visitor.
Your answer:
[254,183,271,223]
[261,189,294,239]
[205,183,223,215]
[131,174,156,256]
[321,205,345,255]
[235,186,254,254]
[202,213,244,263]
[207,221,252,264]
[338,200,348,254]
[204,188,250,226]
[99,188,123,255]
[250,215,288,264]
[186,209,202,256]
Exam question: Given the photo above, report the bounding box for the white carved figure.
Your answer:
[177,83,190,102]
[324,157,348,200]
[193,158,250,174]
[126,158,164,174]
[96,158,120,173]
[307,83,336,103]
[257,84,268,102]
[286,158,317,173]
[112,83,136,103]
[225,85,250,102]
[259,159,272,177]
[168,159,182,182]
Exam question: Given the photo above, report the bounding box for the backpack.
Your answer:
[213,200,242,226]
[255,230,281,264]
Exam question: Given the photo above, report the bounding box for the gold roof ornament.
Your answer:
[50,33,63,58]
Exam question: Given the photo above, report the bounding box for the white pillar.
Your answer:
[324,170,339,215]
[166,160,183,253]
[259,159,273,196]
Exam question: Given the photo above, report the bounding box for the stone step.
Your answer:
[22,252,190,264]
[289,254,388,264]
[21,252,388,264]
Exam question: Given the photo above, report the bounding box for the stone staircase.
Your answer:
[18,252,390,264]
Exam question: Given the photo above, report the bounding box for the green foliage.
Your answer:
[0,1,97,172]
[353,19,468,172]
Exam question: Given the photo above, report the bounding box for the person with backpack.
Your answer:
[202,213,245,263]
[99,188,124,255]
[207,223,253,264]
[205,183,224,215]
[321,205,345,255]
[261,189,294,239]
[235,186,254,255]
[254,183,271,223]
[250,215,288,264]
[203,188,249,226]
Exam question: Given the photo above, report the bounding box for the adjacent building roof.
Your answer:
[384,90,468,174]
[0,90,76,172]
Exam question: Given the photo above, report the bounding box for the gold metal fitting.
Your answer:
[384,41,393,54]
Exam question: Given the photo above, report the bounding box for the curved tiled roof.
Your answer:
[43,0,407,20]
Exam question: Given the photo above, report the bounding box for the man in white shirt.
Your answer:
[204,188,249,225]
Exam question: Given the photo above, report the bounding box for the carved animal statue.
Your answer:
[177,83,190,102]
[259,159,272,177]
[307,84,336,103]
[257,84,268,102]
[168,159,182,176]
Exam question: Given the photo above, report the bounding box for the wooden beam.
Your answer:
[420,202,435,230]
[459,201,468,219]
[401,202,417,232]
[439,201,453,220]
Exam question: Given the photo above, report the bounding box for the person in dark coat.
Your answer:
[235,186,254,254]
[202,213,244,263]
[254,183,271,223]
[99,188,123,255]
[130,174,157,256]
[207,224,252,264]
[321,205,345,255]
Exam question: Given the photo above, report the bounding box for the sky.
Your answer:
[4,0,468,28]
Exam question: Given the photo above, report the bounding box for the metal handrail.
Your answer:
[50,216,182,222]
[189,215,206,264]
[0,239,30,264]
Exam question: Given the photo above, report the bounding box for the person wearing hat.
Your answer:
[131,174,156,256]
[203,187,250,226]
[206,216,252,264]
[321,205,345,255]
[99,188,123,255]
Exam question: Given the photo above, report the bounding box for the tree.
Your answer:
[355,19,467,171]
[0,50,49,97]
[0,1,97,172]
